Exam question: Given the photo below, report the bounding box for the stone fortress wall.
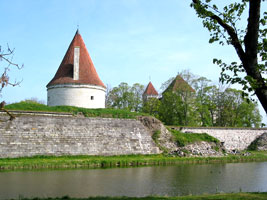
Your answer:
[0,112,160,158]
[180,127,266,150]
[0,111,266,158]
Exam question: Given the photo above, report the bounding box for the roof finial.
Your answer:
[76,24,80,34]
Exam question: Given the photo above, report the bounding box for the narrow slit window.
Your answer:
[91,96,94,100]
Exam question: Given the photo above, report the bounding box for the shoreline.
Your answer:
[0,151,266,172]
[3,192,267,200]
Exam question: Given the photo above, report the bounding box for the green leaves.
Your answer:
[143,98,161,118]
[191,0,248,47]
[106,82,144,111]
[213,57,256,97]
[192,0,267,114]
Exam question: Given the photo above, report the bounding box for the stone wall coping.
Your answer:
[169,126,267,131]
[0,110,73,117]
[0,110,138,121]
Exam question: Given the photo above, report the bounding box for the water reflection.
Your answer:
[0,162,266,199]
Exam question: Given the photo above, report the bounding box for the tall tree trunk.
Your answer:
[243,0,267,113]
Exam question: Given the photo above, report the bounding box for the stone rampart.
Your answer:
[0,113,160,158]
[1,111,266,158]
[180,127,267,150]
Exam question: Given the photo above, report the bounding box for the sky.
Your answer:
[0,0,266,123]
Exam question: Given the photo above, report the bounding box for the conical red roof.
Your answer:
[47,30,105,88]
[144,82,158,95]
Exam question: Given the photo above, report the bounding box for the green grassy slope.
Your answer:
[5,101,147,119]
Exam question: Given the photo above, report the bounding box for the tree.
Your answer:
[215,88,262,127]
[159,71,197,126]
[0,44,22,93]
[142,97,161,118]
[130,83,144,112]
[105,84,113,108]
[191,0,267,114]
[106,82,144,111]
[0,44,22,120]
[238,101,262,127]
[175,71,197,125]
[193,77,213,126]
[203,85,219,126]
[159,91,184,125]
[191,75,262,127]
[106,82,131,109]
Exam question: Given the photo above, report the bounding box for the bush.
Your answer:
[169,128,220,147]
[152,130,161,142]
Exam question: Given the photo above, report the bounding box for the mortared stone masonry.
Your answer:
[0,113,160,158]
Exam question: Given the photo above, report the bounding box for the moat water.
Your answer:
[0,162,267,199]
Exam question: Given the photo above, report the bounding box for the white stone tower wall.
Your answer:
[47,84,106,109]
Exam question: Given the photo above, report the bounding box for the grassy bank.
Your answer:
[7,192,267,200]
[168,128,220,147]
[5,101,147,119]
[0,151,266,171]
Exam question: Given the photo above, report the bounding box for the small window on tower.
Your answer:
[91,96,94,100]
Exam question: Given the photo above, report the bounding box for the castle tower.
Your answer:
[163,75,195,94]
[46,30,106,108]
[143,81,158,102]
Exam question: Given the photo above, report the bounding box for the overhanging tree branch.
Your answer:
[191,0,267,114]
[210,14,246,63]
[0,44,23,120]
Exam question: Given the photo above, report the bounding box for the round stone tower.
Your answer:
[46,30,106,108]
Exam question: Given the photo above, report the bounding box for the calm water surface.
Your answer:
[0,162,267,199]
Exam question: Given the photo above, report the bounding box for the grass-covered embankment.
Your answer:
[7,192,267,200]
[4,101,147,119]
[169,128,220,147]
[0,151,267,171]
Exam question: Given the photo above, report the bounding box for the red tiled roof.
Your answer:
[144,82,158,95]
[47,30,105,88]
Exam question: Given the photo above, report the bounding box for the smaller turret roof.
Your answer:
[164,75,195,93]
[144,82,158,96]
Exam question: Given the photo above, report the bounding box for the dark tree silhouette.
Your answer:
[0,44,23,120]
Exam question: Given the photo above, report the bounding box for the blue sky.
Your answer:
[0,0,266,123]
